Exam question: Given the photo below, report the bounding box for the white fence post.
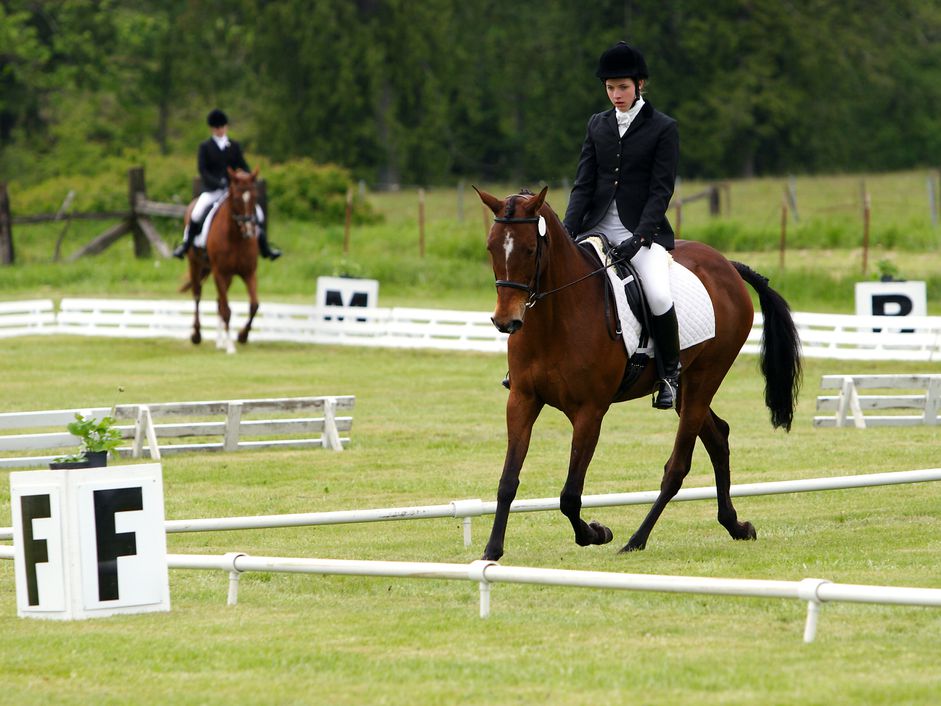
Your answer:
[321,397,342,452]
[132,405,160,460]
[223,402,243,452]
[923,378,941,425]
[836,377,865,428]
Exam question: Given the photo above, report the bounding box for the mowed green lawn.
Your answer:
[1,333,940,705]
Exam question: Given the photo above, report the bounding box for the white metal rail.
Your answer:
[2,468,940,544]
[3,544,937,643]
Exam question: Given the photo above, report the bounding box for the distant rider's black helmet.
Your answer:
[595,41,649,80]
[207,109,229,127]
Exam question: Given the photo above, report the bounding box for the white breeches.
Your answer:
[594,202,674,316]
[629,242,673,316]
[186,189,264,237]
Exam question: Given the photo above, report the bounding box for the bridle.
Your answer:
[492,214,621,309]
[229,186,259,239]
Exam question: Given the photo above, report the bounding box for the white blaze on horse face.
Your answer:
[503,230,514,272]
[242,191,251,205]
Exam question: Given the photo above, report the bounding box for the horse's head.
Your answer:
[476,186,548,334]
[226,166,260,239]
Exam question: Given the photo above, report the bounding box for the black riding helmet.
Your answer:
[207,109,228,127]
[596,41,649,80]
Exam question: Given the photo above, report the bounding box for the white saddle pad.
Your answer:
[193,197,226,249]
[582,236,716,358]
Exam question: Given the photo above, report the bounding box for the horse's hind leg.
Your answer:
[699,408,756,541]
[238,272,259,344]
[188,256,203,344]
[621,391,712,552]
[560,407,614,548]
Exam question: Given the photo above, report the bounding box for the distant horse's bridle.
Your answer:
[229,187,259,239]
[492,214,620,309]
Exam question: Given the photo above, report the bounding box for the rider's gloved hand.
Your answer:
[611,234,645,262]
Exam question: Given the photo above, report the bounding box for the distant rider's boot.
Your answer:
[501,372,510,390]
[258,228,282,261]
[650,305,681,410]
[173,222,196,259]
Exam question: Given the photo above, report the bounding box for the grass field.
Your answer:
[1,334,940,705]
[2,169,941,704]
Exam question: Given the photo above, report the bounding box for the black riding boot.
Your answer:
[501,372,510,390]
[650,305,681,410]
[258,228,282,261]
[172,222,196,259]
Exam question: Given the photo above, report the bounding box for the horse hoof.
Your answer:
[736,521,757,541]
[618,536,646,553]
[191,332,201,344]
[237,331,249,344]
[588,520,613,545]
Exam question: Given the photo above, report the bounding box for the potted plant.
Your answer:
[49,413,124,469]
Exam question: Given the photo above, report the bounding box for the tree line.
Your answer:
[1,0,939,188]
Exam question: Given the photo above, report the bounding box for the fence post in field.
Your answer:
[457,180,465,222]
[418,187,426,258]
[52,190,76,262]
[708,184,721,216]
[0,182,13,265]
[861,180,871,276]
[128,167,152,258]
[343,186,352,255]
[779,196,788,269]
[786,175,800,222]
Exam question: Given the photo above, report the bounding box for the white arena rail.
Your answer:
[6,297,941,359]
[814,374,941,428]
[744,311,941,361]
[1,544,935,643]
[0,395,353,469]
[54,298,509,352]
[0,299,57,338]
[3,468,938,544]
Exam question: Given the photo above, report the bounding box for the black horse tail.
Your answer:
[732,262,802,431]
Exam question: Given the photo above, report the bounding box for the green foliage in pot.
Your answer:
[54,413,123,463]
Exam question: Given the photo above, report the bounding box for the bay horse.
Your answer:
[183,167,261,354]
[476,186,801,561]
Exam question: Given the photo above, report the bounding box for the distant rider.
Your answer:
[173,108,281,260]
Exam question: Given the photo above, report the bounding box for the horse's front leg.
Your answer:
[213,271,236,354]
[238,272,259,344]
[561,407,613,548]
[482,393,543,562]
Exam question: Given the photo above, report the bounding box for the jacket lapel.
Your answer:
[604,109,619,139]
[622,101,652,139]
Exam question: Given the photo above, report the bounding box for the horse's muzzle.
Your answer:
[491,316,522,334]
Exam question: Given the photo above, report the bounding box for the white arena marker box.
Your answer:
[10,463,170,620]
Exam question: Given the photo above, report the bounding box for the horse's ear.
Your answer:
[251,167,260,180]
[227,166,237,179]
[528,186,548,212]
[473,185,504,216]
